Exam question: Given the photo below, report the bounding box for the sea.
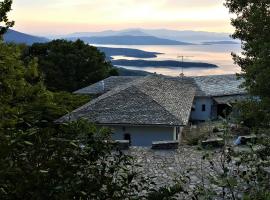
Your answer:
[93,44,242,77]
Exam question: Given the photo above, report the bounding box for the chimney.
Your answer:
[101,80,105,93]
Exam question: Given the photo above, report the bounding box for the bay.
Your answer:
[92,44,242,76]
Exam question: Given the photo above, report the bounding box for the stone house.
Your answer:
[58,74,246,146]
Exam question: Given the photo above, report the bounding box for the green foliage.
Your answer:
[236,99,270,128]
[0,120,151,200]
[43,91,91,122]
[225,0,270,128]
[0,0,14,37]
[147,183,185,200]
[186,133,206,146]
[0,42,89,130]
[24,39,118,92]
[162,122,270,199]
[0,42,50,130]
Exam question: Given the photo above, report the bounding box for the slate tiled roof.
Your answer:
[60,74,247,126]
[74,76,142,94]
[58,75,196,126]
[75,74,246,97]
[213,95,248,104]
[191,74,246,97]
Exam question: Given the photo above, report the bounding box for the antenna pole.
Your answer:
[181,56,184,75]
[177,55,194,77]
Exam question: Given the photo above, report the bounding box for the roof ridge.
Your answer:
[133,76,179,121]
[133,85,183,125]
[135,75,195,125]
[133,87,182,125]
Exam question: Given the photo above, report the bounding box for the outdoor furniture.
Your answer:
[201,137,224,148]
[234,135,257,145]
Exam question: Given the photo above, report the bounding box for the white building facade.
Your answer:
[110,125,180,146]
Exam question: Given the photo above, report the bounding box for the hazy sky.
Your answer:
[10,0,233,35]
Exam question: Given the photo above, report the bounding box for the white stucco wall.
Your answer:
[110,125,175,146]
[190,97,215,121]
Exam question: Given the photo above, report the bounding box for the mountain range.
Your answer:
[62,28,237,43]
[3,29,49,45]
[3,28,239,45]
[67,35,193,45]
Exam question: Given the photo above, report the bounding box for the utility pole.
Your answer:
[177,55,194,77]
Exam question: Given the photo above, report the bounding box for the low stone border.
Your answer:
[152,140,179,150]
[115,140,130,150]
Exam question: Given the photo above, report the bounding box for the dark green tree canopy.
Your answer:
[25,39,117,92]
[225,0,270,127]
[0,0,14,36]
[225,0,270,97]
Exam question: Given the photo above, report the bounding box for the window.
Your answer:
[202,104,206,112]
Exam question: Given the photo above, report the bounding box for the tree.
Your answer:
[0,0,14,36]
[0,42,48,130]
[225,0,270,127]
[24,39,118,92]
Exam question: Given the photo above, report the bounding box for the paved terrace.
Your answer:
[125,146,217,188]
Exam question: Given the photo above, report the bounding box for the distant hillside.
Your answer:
[98,47,161,59]
[139,29,233,43]
[64,28,236,43]
[202,41,240,45]
[65,30,148,38]
[4,29,49,45]
[67,35,193,45]
[112,59,218,68]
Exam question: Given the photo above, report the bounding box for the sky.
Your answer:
[10,0,234,36]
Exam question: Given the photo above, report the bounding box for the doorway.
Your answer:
[124,133,131,145]
[217,104,232,118]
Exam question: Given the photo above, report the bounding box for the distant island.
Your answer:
[98,46,218,69]
[202,41,239,45]
[68,35,193,45]
[115,67,152,76]
[98,47,162,59]
[112,59,218,68]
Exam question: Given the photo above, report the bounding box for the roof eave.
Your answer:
[94,122,184,127]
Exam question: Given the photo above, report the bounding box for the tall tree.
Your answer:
[25,40,118,92]
[0,0,14,36]
[225,0,270,127]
